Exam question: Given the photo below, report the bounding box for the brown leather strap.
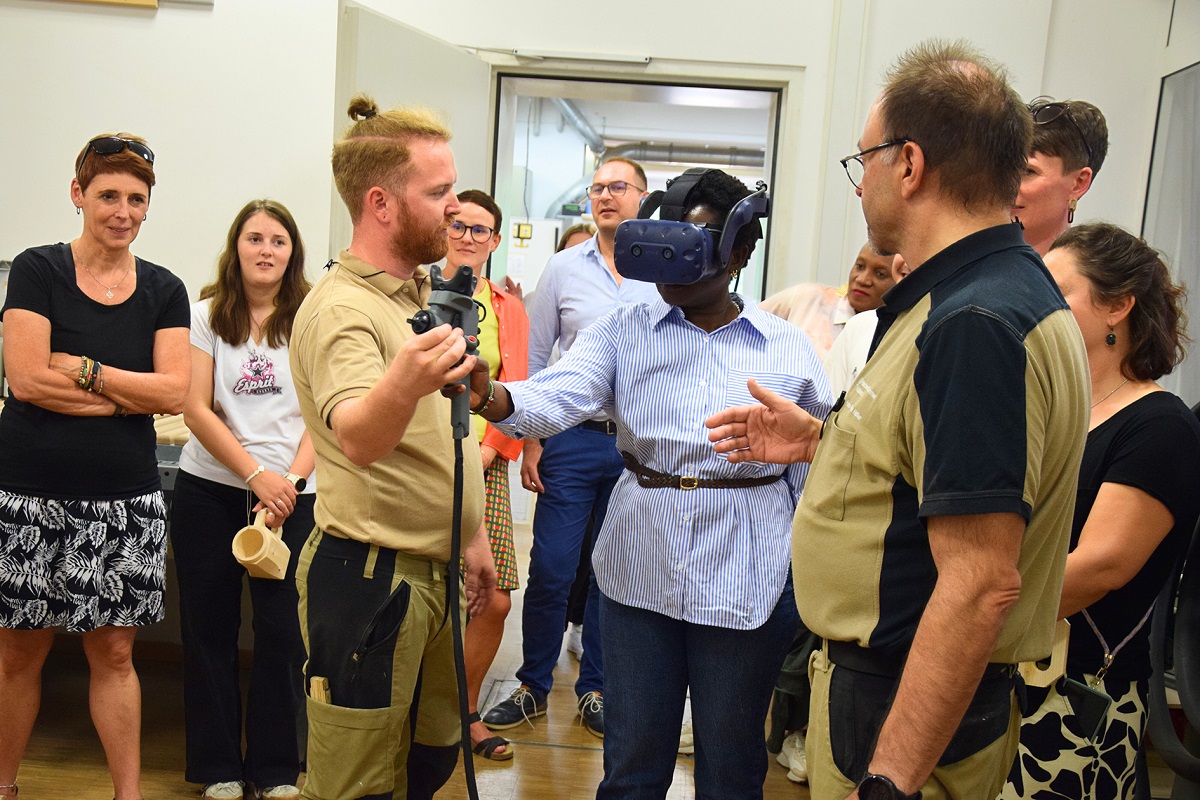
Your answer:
[620,451,783,490]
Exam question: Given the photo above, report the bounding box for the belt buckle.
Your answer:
[605,420,617,435]
[678,476,698,490]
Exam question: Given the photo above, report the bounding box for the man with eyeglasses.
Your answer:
[481,157,659,738]
[708,40,1089,800]
[1013,97,1109,255]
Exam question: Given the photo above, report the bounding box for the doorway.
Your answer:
[489,76,781,300]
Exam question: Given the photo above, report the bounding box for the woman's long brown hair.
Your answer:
[199,199,311,348]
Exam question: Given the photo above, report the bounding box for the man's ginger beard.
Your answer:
[392,195,450,267]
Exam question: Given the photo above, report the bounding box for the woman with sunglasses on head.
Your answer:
[169,200,314,800]
[1000,223,1200,799]
[1012,97,1109,256]
[0,134,190,800]
[444,189,530,761]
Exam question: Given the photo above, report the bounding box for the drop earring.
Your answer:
[1106,328,1116,346]
[1067,197,1078,225]
[76,206,81,215]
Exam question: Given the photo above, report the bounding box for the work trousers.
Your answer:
[298,530,462,800]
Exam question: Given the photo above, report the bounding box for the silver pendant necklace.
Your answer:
[1091,377,1130,409]
[82,262,133,300]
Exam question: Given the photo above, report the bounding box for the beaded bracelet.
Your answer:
[77,356,93,389]
[470,380,495,415]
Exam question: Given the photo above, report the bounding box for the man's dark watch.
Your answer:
[858,773,921,800]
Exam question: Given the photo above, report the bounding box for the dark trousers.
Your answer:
[170,470,314,787]
[566,516,596,627]
[596,582,799,800]
[517,425,622,698]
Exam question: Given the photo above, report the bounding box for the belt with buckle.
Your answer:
[580,419,619,435]
[620,451,784,491]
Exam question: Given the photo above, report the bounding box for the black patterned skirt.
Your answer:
[0,489,168,631]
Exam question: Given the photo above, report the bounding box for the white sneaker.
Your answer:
[566,623,584,659]
[203,782,245,800]
[256,786,300,800]
[678,720,694,755]
[776,731,808,784]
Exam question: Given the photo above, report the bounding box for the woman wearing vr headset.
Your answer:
[465,169,830,797]
[0,134,190,800]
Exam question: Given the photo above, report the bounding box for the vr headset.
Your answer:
[614,167,770,285]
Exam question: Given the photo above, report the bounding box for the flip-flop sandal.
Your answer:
[472,734,515,761]
[467,711,514,761]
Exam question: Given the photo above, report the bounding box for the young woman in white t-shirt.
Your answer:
[170,199,314,800]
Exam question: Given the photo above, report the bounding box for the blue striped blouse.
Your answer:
[497,296,830,630]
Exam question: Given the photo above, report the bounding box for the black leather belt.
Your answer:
[620,451,784,491]
[826,640,1016,683]
[580,419,618,435]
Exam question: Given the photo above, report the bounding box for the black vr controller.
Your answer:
[613,167,770,285]
[408,264,480,440]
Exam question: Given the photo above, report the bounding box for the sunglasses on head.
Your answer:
[1028,99,1093,170]
[78,136,155,175]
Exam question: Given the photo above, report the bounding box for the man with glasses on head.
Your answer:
[481,157,658,738]
[708,40,1089,799]
[1012,96,1109,255]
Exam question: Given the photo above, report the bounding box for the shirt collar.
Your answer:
[336,249,429,302]
[649,292,769,339]
[880,222,1028,315]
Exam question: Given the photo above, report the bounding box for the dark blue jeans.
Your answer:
[516,424,623,698]
[596,581,799,800]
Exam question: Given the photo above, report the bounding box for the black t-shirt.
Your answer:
[1066,391,1200,682]
[0,243,190,499]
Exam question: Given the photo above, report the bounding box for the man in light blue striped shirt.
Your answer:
[470,170,830,798]
[482,158,659,739]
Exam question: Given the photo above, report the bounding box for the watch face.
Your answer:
[859,775,901,800]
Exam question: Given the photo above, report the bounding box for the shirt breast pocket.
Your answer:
[805,413,856,522]
[723,369,805,408]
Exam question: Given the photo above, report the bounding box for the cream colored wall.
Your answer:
[0,0,339,298]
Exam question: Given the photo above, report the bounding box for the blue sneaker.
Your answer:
[577,690,604,738]
[482,685,547,730]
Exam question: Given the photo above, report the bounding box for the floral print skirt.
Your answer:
[0,489,168,631]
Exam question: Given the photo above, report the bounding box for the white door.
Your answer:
[329,3,494,258]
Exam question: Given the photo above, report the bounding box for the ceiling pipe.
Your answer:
[542,142,766,219]
[551,97,606,156]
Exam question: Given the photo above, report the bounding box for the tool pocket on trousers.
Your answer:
[305,698,395,800]
[344,579,412,709]
[939,676,1013,765]
[807,421,856,522]
[828,664,893,781]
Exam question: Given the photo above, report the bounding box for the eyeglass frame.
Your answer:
[448,219,497,243]
[586,180,646,199]
[77,136,156,177]
[838,139,913,189]
[1028,100,1094,171]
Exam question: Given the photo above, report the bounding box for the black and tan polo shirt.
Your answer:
[793,223,1089,664]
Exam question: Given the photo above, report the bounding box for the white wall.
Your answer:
[0,0,339,298]
[1,0,1196,293]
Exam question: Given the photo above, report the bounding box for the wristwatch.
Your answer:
[858,773,921,800]
[284,472,307,493]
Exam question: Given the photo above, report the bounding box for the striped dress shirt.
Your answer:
[497,296,830,630]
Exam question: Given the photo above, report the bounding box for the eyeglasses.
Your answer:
[448,220,496,243]
[77,136,155,176]
[839,139,912,189]
[587,181,645,199]
[1028,99,1094,170]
